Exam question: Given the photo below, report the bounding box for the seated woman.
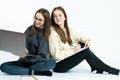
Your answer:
[0,8,55,76]
[49,6,120,75]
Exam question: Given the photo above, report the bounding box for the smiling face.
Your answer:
[53,9,66,27]
[34,12,45,29]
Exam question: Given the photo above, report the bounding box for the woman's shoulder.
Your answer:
[50,26,57,33]
[50,26,55,30]
[26,25,32,31]
[68,27,75,34]
[50,26,59,37]
[24,25,32,33]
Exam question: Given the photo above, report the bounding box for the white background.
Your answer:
[0,0,120,80]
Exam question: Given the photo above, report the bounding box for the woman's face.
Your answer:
[34,12,45,29]
[53,9,66,27]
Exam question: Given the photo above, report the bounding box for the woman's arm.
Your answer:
[70,29,90,48]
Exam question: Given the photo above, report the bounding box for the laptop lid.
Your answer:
[0,29,26,57]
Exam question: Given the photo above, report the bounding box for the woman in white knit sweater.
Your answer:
[49,6,120,75]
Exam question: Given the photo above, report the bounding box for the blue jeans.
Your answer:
[0,59,55,75]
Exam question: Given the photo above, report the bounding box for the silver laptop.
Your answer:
[0,29,26,57]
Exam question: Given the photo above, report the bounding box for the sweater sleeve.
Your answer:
[70,29,89,44]
[49,29,74,62]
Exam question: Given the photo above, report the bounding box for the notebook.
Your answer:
[0,29,26,57]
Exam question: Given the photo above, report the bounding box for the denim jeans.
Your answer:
[0,59,55,75]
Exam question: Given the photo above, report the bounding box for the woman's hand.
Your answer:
[18,48,28,58]
[73,44,81,52]
[20,48,28,58]
[84,40,90,48]
[25,48,28,54]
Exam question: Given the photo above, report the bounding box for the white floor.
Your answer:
[0,50,120,80]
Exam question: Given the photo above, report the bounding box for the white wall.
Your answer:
[0,0,120,66]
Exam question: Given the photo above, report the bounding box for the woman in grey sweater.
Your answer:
[0,8,55,76]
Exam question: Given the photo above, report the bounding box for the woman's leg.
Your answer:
[31,58,56,71]
[53,48,119,75]
[53,48,89,72]
[84,48,119,75]
[30,59,56,76]
[0,61,29,75]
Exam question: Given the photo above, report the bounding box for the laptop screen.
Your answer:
[0,29,26,57]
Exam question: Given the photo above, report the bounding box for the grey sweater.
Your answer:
[21,25,48,63]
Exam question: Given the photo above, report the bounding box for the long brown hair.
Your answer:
[51,6,72,44]
[29,8,51,41]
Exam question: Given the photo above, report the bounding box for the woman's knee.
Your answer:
[0,62,9,72]
[0,61,29,75]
